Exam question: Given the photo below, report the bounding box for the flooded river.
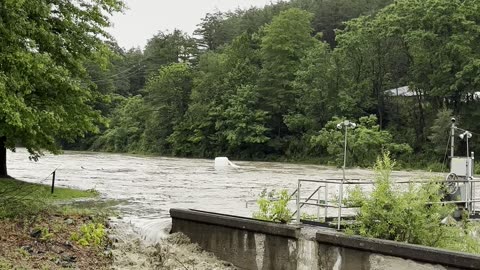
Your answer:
[8,149,432,243]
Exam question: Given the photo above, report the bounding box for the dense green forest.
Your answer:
[67,0,480,169]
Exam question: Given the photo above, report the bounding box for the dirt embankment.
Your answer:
[0,214,111,269]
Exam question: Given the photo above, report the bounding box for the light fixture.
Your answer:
[338,120,357,130]
[459,131,472,140]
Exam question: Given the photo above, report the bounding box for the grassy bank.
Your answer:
[0,178,112,269]
[0,178,98,219]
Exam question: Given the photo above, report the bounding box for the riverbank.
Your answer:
[0,178,111,269]
[0,178,234,269]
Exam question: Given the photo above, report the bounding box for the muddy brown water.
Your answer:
[8,148,438,243]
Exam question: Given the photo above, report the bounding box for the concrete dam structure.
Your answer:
[170,209,480,270]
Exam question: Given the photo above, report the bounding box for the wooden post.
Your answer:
[51,170,56,194]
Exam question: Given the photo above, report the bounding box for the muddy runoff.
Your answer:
[8,149,436,268]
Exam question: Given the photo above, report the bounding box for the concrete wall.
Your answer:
[170,209,301,270]
[170,209,480,270]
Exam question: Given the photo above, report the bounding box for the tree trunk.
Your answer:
[0,137,7,178]
[415,91,426,143]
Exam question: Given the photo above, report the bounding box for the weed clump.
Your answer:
[253,189,292,223]
[71,222,106,247]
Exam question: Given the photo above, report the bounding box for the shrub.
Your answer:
[253,189,292,223]
[347,152,480,254]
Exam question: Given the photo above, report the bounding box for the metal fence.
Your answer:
[293,177,480,230]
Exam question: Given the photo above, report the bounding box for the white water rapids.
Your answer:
[8,149,436,243]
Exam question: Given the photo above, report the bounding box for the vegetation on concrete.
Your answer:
[253,189,292,223]
[347,153,480,254]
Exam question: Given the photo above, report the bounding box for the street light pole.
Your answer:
[337,120,356,231]
[343,124,348,181]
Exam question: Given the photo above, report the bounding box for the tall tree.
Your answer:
[214,34,268,157]
[142,63,193,153]
[0,0,124,177]
[143,30,197,77]
[335,0,480,148]
[258,8,316,152]
[91,96,147,153]
[169,52,227,157]
[194,12,231,51]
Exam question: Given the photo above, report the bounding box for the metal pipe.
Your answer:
[467,136,470,158]
[428,200,480,204]
[317,186,321,221]
[451,121,455,159]
[301,187,321,204]
[465,147,471,212]
[324,183,328,221]
[299,178,480,184]
[470,152,476,212]
[300,202,340,207]
[296,181,301,224]
[338,125,348,230]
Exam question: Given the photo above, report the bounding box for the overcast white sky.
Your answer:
[108,0,276,50]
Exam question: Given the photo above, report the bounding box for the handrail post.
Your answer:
[317,186,321,221]
[324,183,328,221]
[338,183,343,230]
[296,180,301,224]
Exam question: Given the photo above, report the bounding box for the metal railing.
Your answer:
[293,177,480,230]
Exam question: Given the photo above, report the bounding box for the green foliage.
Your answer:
[92,96,147,152]
[312,115,412,167]
[217,85,269,151]
[70,223,106,247]
[428,108,454,156]
[63,0,480,171]
[289,42,341,132]
[259,8,316,144]
[253,189,292,223]
[144,30,198,76]
[34,226,54,242]
[142,63,193,154]
[0,0,124,171]
[0,258,14,269]
[347,153,480,254]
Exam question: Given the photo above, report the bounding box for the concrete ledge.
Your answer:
[316,230,480,269]
[170,208,300,239]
